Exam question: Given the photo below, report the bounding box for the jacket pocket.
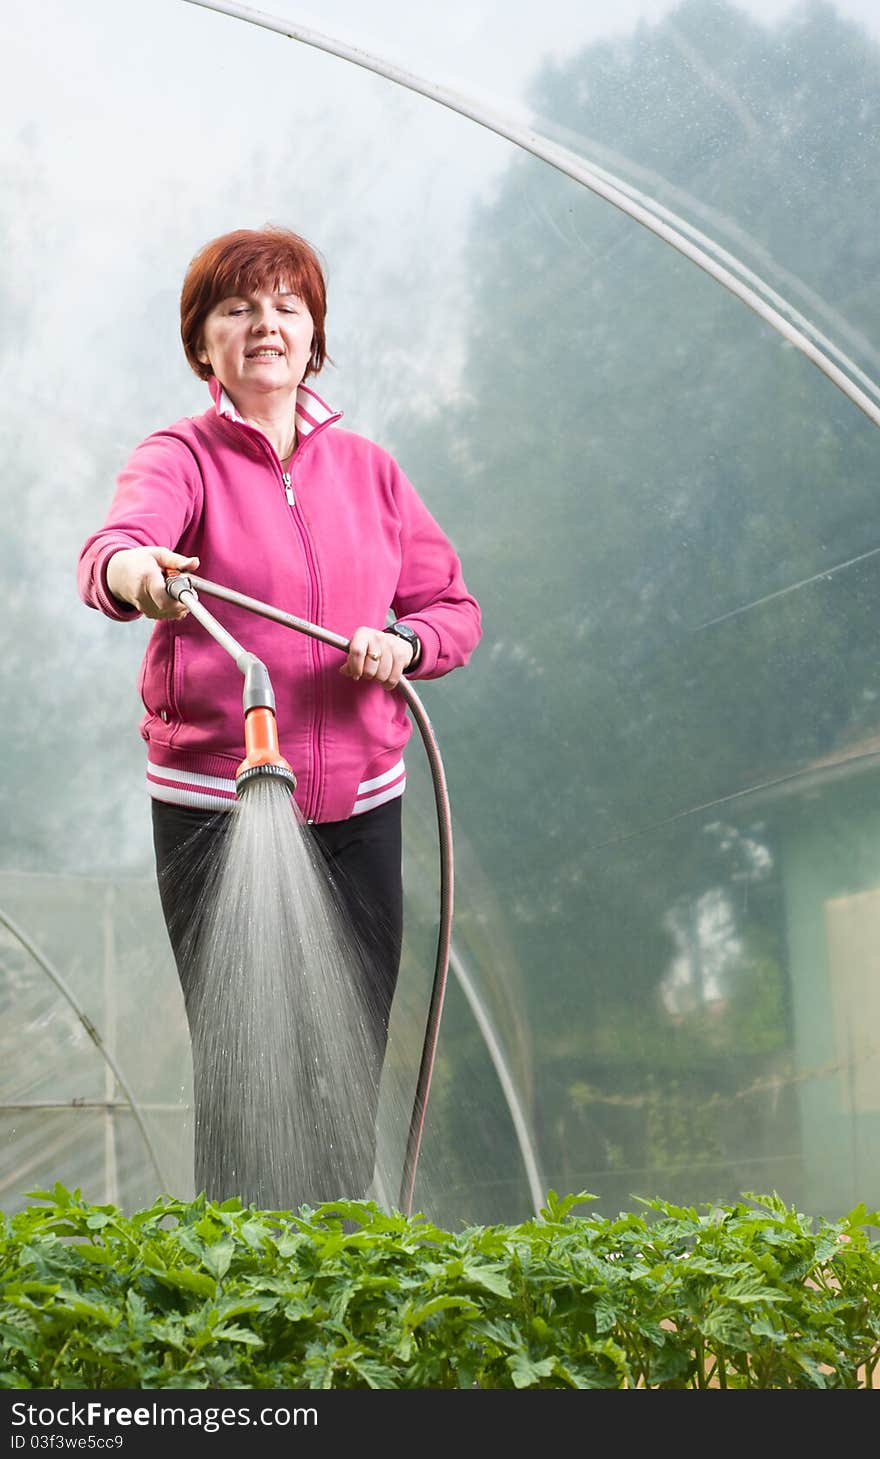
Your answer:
[138,629,182,730]
[164,635,183,737]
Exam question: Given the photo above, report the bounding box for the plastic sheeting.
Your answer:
[2,0,880,1226]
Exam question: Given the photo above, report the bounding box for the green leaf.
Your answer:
[2,1281,62,1299]
[345,1356,399,1389]
[461,1261,511,1297]
[56,1293,120,1326]
[237,1219,272,1250]
[75,1244,116,1265]
[145,1264,217,1298]
[407,1295,480,1328]
[509,1353,557,1388]
[539,1190,598,1223]
[207,1324,265,1348]
[201,1238,235,1281]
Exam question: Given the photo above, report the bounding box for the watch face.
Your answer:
[391,624,420,668]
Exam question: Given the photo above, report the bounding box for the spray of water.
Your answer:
[168,779,389,1212]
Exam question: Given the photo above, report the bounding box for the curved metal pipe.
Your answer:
[554,140,880,409]
[0,907,170,1191]
[448,942,546,1218]
[181,0,880,431]
[170,573,452,1215]
[166,575,253,668]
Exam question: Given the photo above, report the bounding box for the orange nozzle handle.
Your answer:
[163,567,190,604]
[236,706,295,778]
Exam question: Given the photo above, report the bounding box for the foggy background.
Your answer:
[3,0,880,1228]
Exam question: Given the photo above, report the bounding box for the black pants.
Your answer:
[152,795,403,1201]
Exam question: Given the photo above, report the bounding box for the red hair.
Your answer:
[180,226,330,382]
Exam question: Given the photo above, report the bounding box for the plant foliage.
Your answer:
[2,1185,879,1389]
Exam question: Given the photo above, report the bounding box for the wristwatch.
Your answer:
[386,621,422,673]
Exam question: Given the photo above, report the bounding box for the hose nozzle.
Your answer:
[235,655,297,795]
[165,570,194,603]
[236,709,297,795]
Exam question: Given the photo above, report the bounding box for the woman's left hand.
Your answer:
[340,627,414,691]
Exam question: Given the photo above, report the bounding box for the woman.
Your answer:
[77,225,481,1207]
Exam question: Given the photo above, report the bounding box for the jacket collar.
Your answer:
[208,375,342,441]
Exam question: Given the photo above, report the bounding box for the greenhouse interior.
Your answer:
[3,0,880,1232]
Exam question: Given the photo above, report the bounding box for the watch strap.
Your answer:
[387,621,422,674]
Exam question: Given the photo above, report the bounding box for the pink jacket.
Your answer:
[77,379,482,823]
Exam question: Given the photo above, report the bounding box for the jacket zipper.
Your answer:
[258,432,324,821]
[278,441,328,822]
[224,414,337,823]
[298,530,324,823]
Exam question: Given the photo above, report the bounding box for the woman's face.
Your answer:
[197,284,315,404]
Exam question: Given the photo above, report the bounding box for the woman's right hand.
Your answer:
[106,546,200,619]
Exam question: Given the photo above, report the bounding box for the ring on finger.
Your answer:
[366,648,382,662]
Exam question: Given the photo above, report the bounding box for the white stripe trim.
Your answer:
[350,779,406,815]
[297,383,335,418]
[148,783,236,811]
[147,761,238,793]
[218,386,245,422]
[356,759,405,796]
[294,384,336,435]
[218,384,338,437]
